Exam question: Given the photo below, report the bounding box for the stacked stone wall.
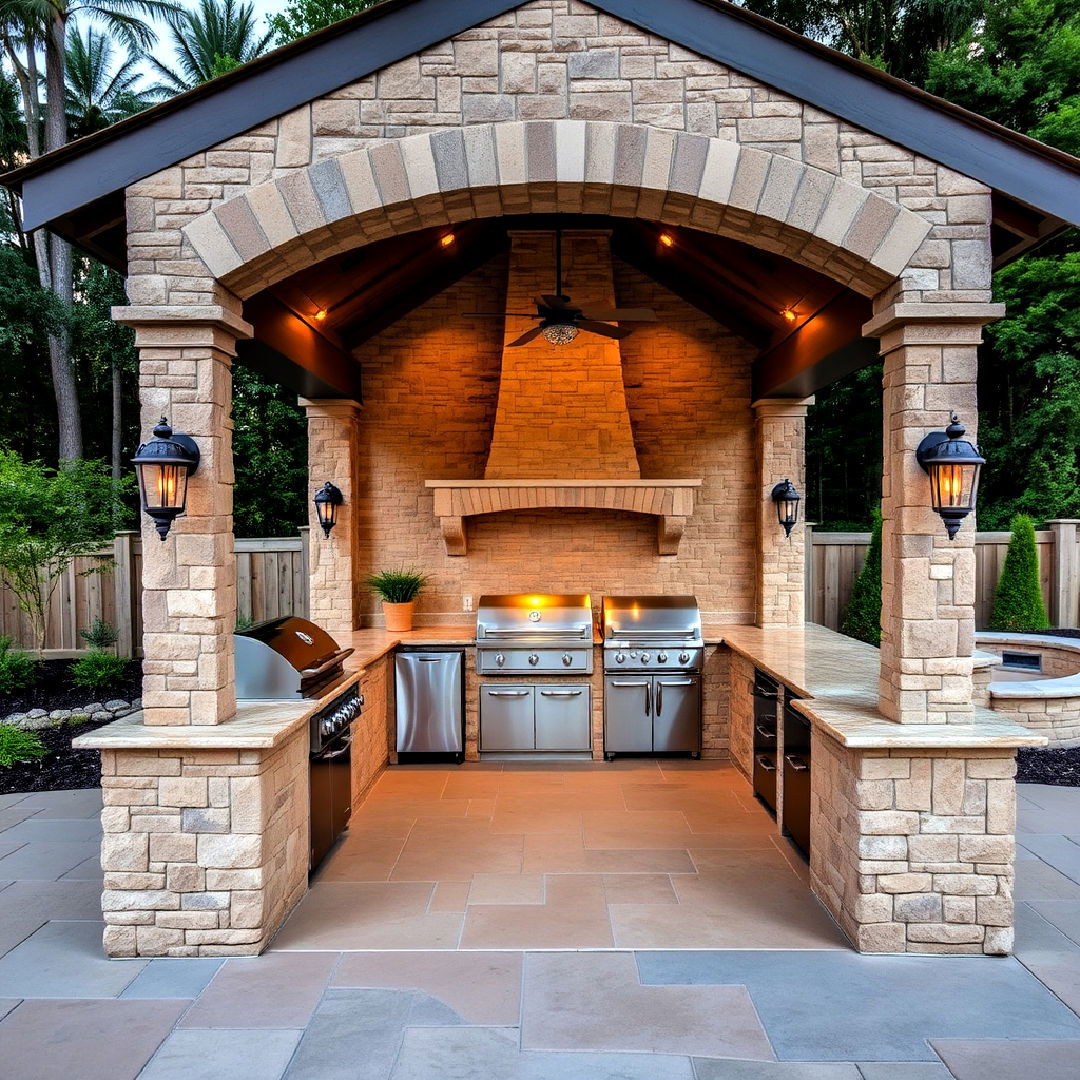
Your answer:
[352,654,392,802]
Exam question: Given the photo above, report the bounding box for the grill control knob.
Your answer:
[615,652,625,663]
[679,651,690,664]
[495,653,505,667]
[562,653,573,666]
[641,653,651,664]
[528,653,539,666]
[658,652,668,663]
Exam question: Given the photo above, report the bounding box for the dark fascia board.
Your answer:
[7,0,1080,236]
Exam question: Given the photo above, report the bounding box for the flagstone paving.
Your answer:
[0,777,1076,1078]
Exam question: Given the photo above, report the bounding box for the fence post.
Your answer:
[113,530,137,658]
[1046,520,1080,629]
[299,527,311,620]
[804,523,815,625]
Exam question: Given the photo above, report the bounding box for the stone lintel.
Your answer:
[863,302,1005,339]
[113,304,254,338]
[751,396,815,416]
[299,397,363,420]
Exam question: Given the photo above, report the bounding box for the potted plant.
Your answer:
[365,569,427,632]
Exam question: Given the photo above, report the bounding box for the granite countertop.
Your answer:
[710,623,1045,751]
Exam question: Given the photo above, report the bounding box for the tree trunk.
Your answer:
[112,362,122,477]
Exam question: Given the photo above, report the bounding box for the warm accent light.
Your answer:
[541,322,579,345]
[313,481,344,539]
[132,417,200,541]
[440,233,456,247]
[771,478,801,539]
[916,414,985,539]
[782,308,797,323]
[659,232,674,247]
[313,308,327,321]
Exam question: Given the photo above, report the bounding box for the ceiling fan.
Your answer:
[465,228,657,346]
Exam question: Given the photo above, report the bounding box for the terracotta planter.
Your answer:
[382,601,416,632]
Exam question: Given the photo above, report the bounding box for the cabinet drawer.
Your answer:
[479,685,534,751]
[535,685,591,751]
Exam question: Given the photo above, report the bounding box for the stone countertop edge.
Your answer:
[72,671,362,751]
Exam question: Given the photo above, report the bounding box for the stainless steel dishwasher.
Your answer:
[395,648,465,761]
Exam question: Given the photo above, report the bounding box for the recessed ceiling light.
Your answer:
[313,309,327,321]
[440,233,456,247]
[659,233,674,248]
[782,308,797,323]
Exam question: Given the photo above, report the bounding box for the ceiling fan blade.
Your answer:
[577,320,633,340]
[539,293,573,309]
[577,306,658,322]
[507,326,544,347]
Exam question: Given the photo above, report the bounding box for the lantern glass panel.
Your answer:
[928,460,980,512]
[138,462,188,512]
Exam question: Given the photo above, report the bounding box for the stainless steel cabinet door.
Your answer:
[653,676,701,753]
[395,651,464,753]
[479,686,535,751]
[603,677,653,752]
[535,686,590,751]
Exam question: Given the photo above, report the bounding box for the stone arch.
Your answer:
[182,120,932,299]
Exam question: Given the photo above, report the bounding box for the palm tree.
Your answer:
[0,0,177,462]
[65,26,153,138]
[148,0,273,94]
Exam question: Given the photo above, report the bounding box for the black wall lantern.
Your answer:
[771,478,801,538]
[916,414,985,540]
[132,417,200,541]
[313,482,343,538]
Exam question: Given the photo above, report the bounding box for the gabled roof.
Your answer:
[4,0,1078,269]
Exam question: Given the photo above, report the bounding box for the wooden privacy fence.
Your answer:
[807,520,1080,632]
[0,530,310,658]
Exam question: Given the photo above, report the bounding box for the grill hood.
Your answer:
[234,616,354,699]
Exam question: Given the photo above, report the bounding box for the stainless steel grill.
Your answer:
[602,595,703,674]
[475,594,594,675]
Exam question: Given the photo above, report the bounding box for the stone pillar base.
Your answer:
[811,735,1016,954]
[98,730,308,957]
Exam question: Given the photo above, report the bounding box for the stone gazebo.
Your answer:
[6,0,1078,957]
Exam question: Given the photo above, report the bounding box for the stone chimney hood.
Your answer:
[427,231,702,556]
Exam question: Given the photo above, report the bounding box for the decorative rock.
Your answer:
[132,698,143,710]
[92,711,113,723]
[5,713,26,724]
[105,700,130,711]
[26,709,47,718]
[68,713,92,724]
[19,714,53,731]
[84,703,103,714]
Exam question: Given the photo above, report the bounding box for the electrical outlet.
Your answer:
[462,595,473,612]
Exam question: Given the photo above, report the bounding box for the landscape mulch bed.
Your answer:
[0,716,114,794]
[1017,747,1080,788]
[2,658,141,715]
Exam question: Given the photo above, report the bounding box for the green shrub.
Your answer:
[71,649,129,691]
[80,617,118,651]
[365,569,427,603]
[841,508,882,647]
[0,635,40,695]
[990,514,1050,632]
[0,726,47,767]
[235,614,255,632]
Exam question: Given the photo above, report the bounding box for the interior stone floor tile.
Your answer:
[522,833,696,875]
[392,1025,697,1080]
[459,874,614,949]
[389,830,525,882]
[1014,858,1080,901]
[333,951,523,1024]
[10,789,102,818]
[0,817,102,843]
[0,920,144,998]
[1029,900,1080,946]
[315,836,408,882]
[468,873,546,904]
[180,951,336,1028]
[428,881,470,912]
[271,883,464,950]
[521,951,775,1059]
[0,998,187,1080]
[601,872,677,904]
[489,807,584,834]
[1013,903,1080,1014]
[120,957,224,999]
[636,950,1080,1060]
[0,840,102,881]
[141,1027,301,1080]
[929,1039,1080,1080]
[692,1063,860,1079]
[285,988,461,1080]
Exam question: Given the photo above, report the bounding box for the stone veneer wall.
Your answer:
[810,735,1016,954]
[728,653,755,780]
[352,256,757,624]
[352,655,392,802]
[98,729,308,957]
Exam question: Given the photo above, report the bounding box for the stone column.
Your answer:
[753,398,813,628]
[1046,520,1080,629]
[115,305,251,727]
[865,304,1003,724]
[301,398,362,637]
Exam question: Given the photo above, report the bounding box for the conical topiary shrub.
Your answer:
[841,507,882,647]
[990,514,1050,632]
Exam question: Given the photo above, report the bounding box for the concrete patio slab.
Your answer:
[1030,900,1080,945]
[1019,835,1080,884]
[635,950,1080,1060]
[0,840,103,881]
[0,878,103,957]
[521,951,775,1059]
[0,921,144,998]
[1013,903,1080,1014]
[9,789,102,819]
[692,1063,860,1079]
[929,1038,1080,1080]
[140,1027,302,1080]
[120,957,225,999]
[0,998,187,1080]
[853,1066,952,1079]
[0,817,103,843]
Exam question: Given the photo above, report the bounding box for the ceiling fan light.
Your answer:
[541,322,579,345]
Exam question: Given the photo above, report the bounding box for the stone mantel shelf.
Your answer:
[425,479,703,556]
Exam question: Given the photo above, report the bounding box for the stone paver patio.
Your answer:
[0,778,1078,1079]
